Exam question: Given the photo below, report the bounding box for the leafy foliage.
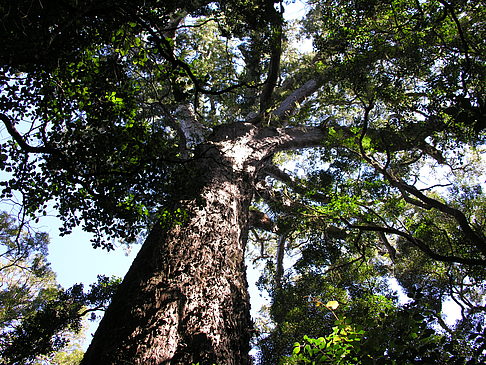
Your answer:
[0,211,121,364]
[0,0,485,362]
[2,276,121,364]
[305,0,485,135]
[0,212,56,343]
[284,302,365,365]
[0,0,286,248]
[250,2,485,362]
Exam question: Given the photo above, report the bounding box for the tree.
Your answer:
[0,211,58,357]
[255,232,486,363]
[0,210,120,364]
[0,0,484,363]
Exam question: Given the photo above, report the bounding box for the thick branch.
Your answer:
[257,123,458,231]
[263,164,330,204]
[259,5,283,114]
[249,209,275,232]
[175,103,206,147]
[378,231,396,262]
[272,79,319,121]
[247,76,321,126]
[0,113,54,154]
[270,125,327,151]
[357,108,486,255]
[379,166,486,254]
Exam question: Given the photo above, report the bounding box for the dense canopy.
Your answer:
[0,0,484,363]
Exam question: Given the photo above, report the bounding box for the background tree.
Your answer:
[0,0,484,363]
[0,211,58,356]
[0,210,120,364]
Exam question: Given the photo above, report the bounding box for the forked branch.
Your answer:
[344,221,486,266]
[0,113,55,154]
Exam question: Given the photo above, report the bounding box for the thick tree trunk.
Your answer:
[81,125,261,364]
[80,122,324,364]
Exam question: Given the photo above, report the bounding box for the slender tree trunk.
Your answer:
[81,125,261,364]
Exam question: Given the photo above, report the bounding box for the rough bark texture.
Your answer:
[80,124,268,364]
[80,122,326,364]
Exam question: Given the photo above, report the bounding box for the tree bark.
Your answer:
[81,126,257,364]
[80,122,327,364]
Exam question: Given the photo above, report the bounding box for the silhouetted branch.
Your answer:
[0,113,55,154]
[343,221,486,266]
[259,4,284,114]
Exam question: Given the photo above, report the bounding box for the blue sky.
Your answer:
[0,0,306,349]
[40,212,267,347]
[1,0,468,352]
[47,223,138,288]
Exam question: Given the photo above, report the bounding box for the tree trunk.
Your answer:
[80,122,325,363]
[81,124,262,364]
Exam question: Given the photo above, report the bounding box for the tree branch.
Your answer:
[259,3,284,114]
[344,222,486,266]
[249,209,275,232]
[263,164,330,204]
[355,107,486,256]
[175,103,206,148]
[0,113,55,154]
[383,170,486,254]
[437,0,472,67]
[272,79,319,121]
[133,13,253,98]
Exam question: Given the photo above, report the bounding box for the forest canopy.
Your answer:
[0,0,484,363]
